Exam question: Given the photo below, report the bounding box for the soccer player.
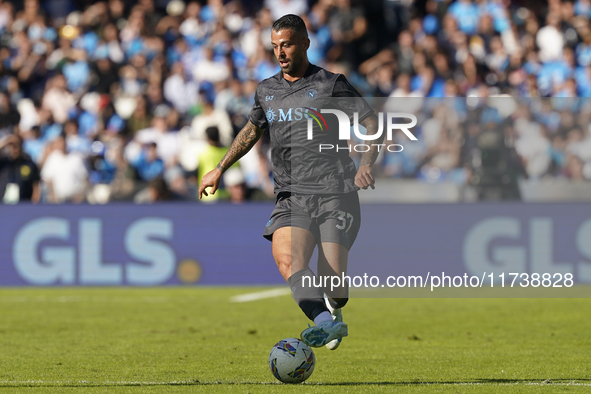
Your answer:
[199,14,381,349]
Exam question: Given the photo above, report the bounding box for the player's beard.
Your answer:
[279,51,305,76]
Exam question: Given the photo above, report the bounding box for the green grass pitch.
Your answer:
[0,287,590,393]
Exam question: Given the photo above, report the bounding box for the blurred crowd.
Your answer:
[1,0,591,204]
[368,96,591,200]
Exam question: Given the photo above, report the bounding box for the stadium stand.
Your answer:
[1,0,591,203]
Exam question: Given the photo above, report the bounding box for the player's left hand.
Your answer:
[355,164,375,190]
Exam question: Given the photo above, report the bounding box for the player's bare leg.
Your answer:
[272,226,315,281]
[318,242,349,349]
[318,242,349,300]
[272,227,348,347]
[272,226,329,322]
[273,227,330,322]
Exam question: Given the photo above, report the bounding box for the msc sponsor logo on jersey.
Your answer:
[266,108,277,124]
[266,107,318,125]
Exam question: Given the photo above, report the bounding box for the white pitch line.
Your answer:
[230,288,291,303]
[0,380,199,386]
[1,380,591,386]
[0,296,171,303]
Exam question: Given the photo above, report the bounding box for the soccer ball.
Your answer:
[268,338,315,383]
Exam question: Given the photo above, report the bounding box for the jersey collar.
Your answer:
[280,63,315,88]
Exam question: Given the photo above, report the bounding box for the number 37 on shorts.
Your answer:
[336,210,354,232]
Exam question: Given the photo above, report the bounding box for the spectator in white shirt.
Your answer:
[164,62,199,114]
[190,96,233,146]
[41,134,88,203]
[536,13,564,63]
[192,46,230,84]
[41,74,76,124]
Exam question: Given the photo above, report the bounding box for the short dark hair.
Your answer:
[206,126,220,143]
[65,119,79,129]
[272,14,308,38]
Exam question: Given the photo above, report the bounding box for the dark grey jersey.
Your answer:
[249,64,373,195]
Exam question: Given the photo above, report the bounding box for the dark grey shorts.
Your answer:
[263,191,361,250]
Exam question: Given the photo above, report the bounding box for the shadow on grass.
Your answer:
[1,379,590,387]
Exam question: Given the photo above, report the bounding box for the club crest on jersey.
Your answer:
[266,108,277,124]
[305,89,318,101]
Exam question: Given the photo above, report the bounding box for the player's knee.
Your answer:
[273,252,292,274]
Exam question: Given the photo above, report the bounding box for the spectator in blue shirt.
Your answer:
[448,0,480,36]
[132,142,164,181]
[62,56,91,93]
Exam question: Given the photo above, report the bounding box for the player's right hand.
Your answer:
[354,164,375,190]
[199,168,222,199]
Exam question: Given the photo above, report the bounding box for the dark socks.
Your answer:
[326,296,348,310]
[287,268,329,321]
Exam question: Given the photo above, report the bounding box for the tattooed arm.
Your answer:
[198,121,265,199]
[354,113,382,190]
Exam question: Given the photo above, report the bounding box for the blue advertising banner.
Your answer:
[1,202,591,287]
[0,203,282,286]
[349,203,591,292]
